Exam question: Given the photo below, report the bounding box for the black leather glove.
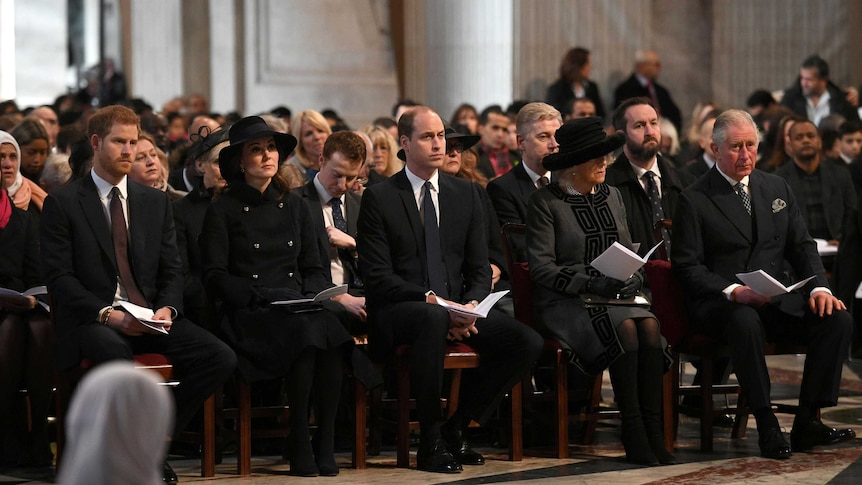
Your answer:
[586,276,626,299]
[618,275,643,299]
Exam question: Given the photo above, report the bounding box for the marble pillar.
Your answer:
[7,0,67,107]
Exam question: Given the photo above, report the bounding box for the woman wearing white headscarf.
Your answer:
[0,130,47,227]
[56,362,174,485]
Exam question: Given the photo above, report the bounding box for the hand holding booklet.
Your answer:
[735,270,816,298]
[271,284,348,305]
[590,241,662,281]
[119,301,170,334]
[0,285,50,311]
[435,290,509,318]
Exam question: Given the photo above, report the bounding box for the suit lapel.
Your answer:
[704,168,753,242]
[302,182,328,243]
[393,171,425,254]
[79,174,117,269]
[750,171,774,247]
[513,164,536,200]
[346,191,361,236]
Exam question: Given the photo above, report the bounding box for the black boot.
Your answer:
[609,351,658,466]
[639,348,675,465]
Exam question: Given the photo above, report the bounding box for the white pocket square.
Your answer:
[772,198,786,213]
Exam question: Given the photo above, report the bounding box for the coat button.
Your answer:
[288,272,294,277]
[278,202,284,208]
[251,274,259,279]
[287,240,294,247]
[243,206,249,212]
[253,243,260,249]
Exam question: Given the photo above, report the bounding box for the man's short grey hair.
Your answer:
[712,109,758,147]
[516,102,562,138]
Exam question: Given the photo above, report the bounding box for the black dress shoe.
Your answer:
[713,413,736,428]
[791,419,857,452]
[758,427,792,460]
[416,438,462,474]
[442,429,485,466]
[163,462,179,484]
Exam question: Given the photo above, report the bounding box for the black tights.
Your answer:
[286,346,343,470]
[0,312,53,463]
[616,317,662,352]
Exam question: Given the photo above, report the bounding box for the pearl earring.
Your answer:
[240,166,245,173]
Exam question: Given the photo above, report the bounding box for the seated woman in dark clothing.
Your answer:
[0,157,53,467]
[200,116,352,477]
[526,117,672,465]
[173,128,229,326]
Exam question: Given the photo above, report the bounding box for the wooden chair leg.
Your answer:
[672,352,682,441]
[733,391,749,439]
[396,360,411,468]
[352,379,367,469]
[447,369,462,419]
[54,377,67,469]
[509,380,523,461]
[662,370,674,453]
[581,373,604,445]
[555,349,569,459]
[201,394,216,477]
[237,378,252,476]
[700,356,714,451]
[368,385,382,455]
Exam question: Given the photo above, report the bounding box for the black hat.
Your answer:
[396,123,480,161]
[188,126,230,162]
[542,117,625,171]
[218,116,297,181]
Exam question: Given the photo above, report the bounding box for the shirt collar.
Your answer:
[522,162,547,186]
[715,163,750,188]
[405,165,439,194]
[628,158,660,180]
[703,153,716,168]
[313,173,342,205]
[91,170,128,200]
[635,73,650,87]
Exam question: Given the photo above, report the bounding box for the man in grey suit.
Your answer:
[357,106,542,474]
[672,109,855,460]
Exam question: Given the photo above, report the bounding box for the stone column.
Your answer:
[128,0,183,111]
[421,0,514,119]
[8,0,68,107]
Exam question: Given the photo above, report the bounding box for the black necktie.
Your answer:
[329,198,363,289]
[423,181,447,298]
[538,175,550,188]
[644,172,671,256]
[110,187,147,306]
[734,182,752,215]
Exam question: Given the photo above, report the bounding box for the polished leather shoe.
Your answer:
[791,419,857,452]
[163,462,179,484]
[713,413,736,428]
[758,427,792,460]
[416,438,462,473]
[442,428,484,466]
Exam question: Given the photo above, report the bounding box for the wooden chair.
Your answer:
[231,350,371,475]
[644,219,809,451]
[49,293,217,477]
[501,223,628,458]
[385,342,523,468]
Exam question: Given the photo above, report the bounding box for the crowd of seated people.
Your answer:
[3,48,862,482]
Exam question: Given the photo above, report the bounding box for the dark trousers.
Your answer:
[75,318,237,436]
[371,302,542,429]
[697,297,852,411]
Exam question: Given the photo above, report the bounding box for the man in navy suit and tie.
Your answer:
[357,106,542,474]
[672,109,855,460]
[40,105,236,483]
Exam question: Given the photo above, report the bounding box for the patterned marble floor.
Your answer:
[4,355,862,484]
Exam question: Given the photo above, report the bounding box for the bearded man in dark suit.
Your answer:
[357,106,542,474]
[672,109,854,461]
[40,105,236,483]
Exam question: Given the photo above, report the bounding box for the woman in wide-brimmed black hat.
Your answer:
[525,117,674,466]
[200,116,353,477]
